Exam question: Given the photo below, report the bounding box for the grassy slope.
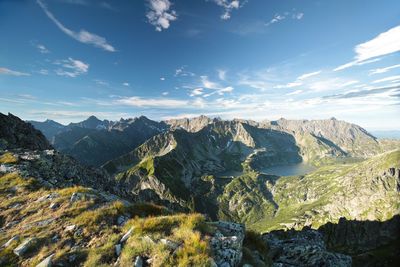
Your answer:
[0,168,216,267]
[220,150,400,233]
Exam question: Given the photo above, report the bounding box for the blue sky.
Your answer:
[0,0,399,130]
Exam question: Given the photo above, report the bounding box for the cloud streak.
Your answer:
[115,96,188,108]
[369,64,400,75]
[54,58,89,77]
[0,67,30,76]
[36,0,116,52]
[265,11,304,27]
[324,85,400,99]
[334,25,400,71]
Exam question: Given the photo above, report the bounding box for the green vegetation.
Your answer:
[218,150,400,233]
[0,171,216,267]
[119,214,212,267]
[0,152,18,164]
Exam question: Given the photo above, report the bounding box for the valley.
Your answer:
[1,112,399,266]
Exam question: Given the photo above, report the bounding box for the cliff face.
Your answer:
[0,113,51,151]
[271,118,381,159]
[167,116,383,160]
[165,115,217,132]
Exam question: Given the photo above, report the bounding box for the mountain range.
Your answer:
[1,112,399,266]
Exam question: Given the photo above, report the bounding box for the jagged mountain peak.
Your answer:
[166,114,220,132]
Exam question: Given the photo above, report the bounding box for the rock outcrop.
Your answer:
[0,149,114,192]
[263,228,352,267]
[0,113,51,150]
[209,221,245,267]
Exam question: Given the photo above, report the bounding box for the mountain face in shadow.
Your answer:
[30,116,169,166]
[1,113,51,151]
[263,215,400,267]
[319,215,400,267]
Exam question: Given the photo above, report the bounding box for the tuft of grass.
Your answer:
[0,173,38,192]
[57,186,91,197]
[0,152,18,164]
[171,231,211,267]
[73,201,126,231]
[83,234,120,267]
[125,203,171,218]
[120,213,212,267]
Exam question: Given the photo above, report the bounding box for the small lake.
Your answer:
[260,163,316,176]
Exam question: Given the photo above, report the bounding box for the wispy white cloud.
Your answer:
[286,90,303,96]
[201,76,221,89]
[200,75,234,96]
[94,79,109,86]
[190,88,204,97]
[115,96,188,108]
[297,70,321,80]
[162,91,169,96]
[292,12,304,20]
[274,70,321,89]
[369,64,400,75]
[334,25,400,71]
[37,69,49,75]
[308,78,359,92]
[210,0,243,20]
[175,66,195,77]
[372,75,400,84]
[146,0,177,31]
[122,82,130,87]
[160,77,166,81]
[217,69,227,80]
[36,0,116,52]
[0,67,30,76]
[37,44,50,54]
[265,11,304,27]
[274,82,302,89]
[54,58,89,77]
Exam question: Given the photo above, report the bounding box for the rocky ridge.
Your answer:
[1,113,51,151]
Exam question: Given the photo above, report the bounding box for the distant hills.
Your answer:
[29,116,168,166]
[30,115,384,167]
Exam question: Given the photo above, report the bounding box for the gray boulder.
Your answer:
[13,237,37,257]
[120,227,134,243]
[134,256,143,267]
[36,253,54,267]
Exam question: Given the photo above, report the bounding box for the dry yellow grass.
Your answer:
[0,152,18,164]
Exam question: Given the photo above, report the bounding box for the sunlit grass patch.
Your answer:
[0,173,38,192]
[119,213,212,267]
[0,152,18,164]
